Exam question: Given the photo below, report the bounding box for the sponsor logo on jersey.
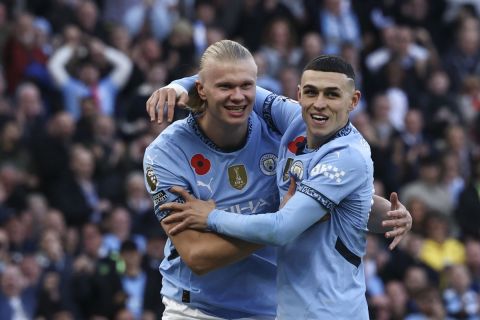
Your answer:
[311,163,346,183]
[145,167,157,191]
[290,160,304,180]
[259,153,278,176]
[197,178,214,196]
[228,165,248,190]
[191,153,211,175]
[282,158,294,181]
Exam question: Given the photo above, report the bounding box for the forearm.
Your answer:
[105,47,132,87]
[208,192,326,246]
[161,221,262,275]
[48,45,73,85]
[368,194,390,233]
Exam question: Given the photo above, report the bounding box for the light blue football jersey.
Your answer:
[166,76,374,318]
[208,116,374,319]
[143,111,283,318]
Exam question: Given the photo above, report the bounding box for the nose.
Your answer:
[313,94,327,109]
[230,87,244,101]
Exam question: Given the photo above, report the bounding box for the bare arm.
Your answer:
[47,45,73,86]
[158,181,297,275]
[369,193,412,250]
[160,220,262,275]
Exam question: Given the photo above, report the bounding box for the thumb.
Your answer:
[389,192,399,210]
[287,177,296,196]
[178,92,189,108]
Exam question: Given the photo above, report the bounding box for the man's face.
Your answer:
[196,58,257,129]
[298,70,360,149]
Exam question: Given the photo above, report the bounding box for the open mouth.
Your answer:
[311,114,328,124]
[225,105,247,114]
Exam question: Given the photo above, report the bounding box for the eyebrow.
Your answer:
[302,84,341,91]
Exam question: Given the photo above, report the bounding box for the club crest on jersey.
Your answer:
[290,160,304,180]
[259,153,278,176]
[228,165,248,190]
[191,154,211,175]
[145,167,157,191]
[282,158,294,181]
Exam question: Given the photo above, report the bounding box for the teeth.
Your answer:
[225,106,245,111]
[312,115,327,120]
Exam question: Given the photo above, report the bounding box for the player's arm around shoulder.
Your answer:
[143,141,263,275]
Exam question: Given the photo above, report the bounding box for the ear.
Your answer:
[297,84,301,101]
[195,80,207,101]
[349,90,361,112]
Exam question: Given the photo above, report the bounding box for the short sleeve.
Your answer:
[298,147,369,210]
[143,142,188,222]
[254,86,301,135]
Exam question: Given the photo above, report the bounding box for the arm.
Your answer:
[145,74,300,131]
[163,189,328,247]
[160,221,263,275]
[47,45,73,86]
[143,143,264,275]
[103,46,132,88]
[368,193,412,250]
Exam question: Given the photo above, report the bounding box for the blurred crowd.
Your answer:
[0,0,479,319]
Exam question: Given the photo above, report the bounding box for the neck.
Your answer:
[197,115,248,151]
[307,121,349,149]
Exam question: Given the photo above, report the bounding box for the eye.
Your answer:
[325,91,340,98]
[303,89,317,96]
[218,84,231,90]
[241,84,253,90]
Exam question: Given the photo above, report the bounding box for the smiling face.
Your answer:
[196,57,257,131]
[298,70,360,149]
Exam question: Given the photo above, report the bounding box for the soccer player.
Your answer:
[160,55,385,319]
[144,41,410,319]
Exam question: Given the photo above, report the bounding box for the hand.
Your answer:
[382,192,412,250]
[146,87,189,124]
[161,187,216,235]
[280,177,296,209]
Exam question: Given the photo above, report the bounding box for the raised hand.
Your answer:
[382,192,412,250]
[146,87,189,123]
[161,186,216,235]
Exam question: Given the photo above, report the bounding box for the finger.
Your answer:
[169,186,195,201]
[389,192,399,210]
[178,92,189,108]
[386,209,407,219]
[157,89,168,124]
[166,89,177,122]
[146,93,158,121]
[162,212,187,224]
[382,217,407,228]
[287,177,296,196]
[386,226,406,238]
[169,221,190,235]
[159,202,187,212]
[388,235,402,251]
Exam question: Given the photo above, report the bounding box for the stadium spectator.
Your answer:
[48,37,132,119]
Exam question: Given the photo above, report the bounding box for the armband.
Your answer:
[152,189,185,222]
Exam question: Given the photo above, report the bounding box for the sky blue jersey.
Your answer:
[143,108,286,318]
[208,114,374,319]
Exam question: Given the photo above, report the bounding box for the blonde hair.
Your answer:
[188,40,254,113]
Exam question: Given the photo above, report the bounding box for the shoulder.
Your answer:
[144,120,190,159]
